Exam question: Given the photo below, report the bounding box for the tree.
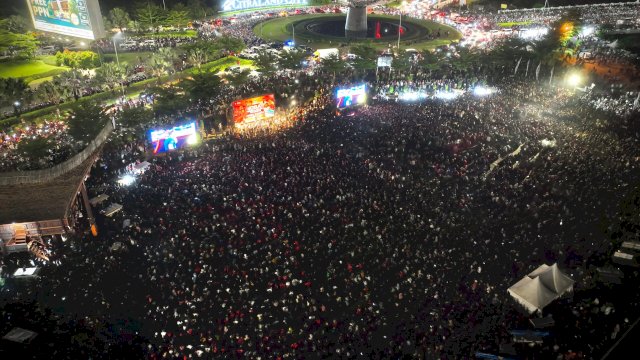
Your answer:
[225,68,251,88]
[109,8,131,32]
[18,137,51,161]
[320,53,347,83]
[56,69,88,100]
[278,49,306,70]
[417,50,443,72]
[36,80,63,104]
[0,28,38,59]
[94,62,126,91]
[151,85,188,115]
[187,0,208,20]
[350,44,378,73]
[183,40,219,60]
[148,48,177,78]
[0,15,30,33]
[215,36,246,55]
[450,47,479,72]
[253,49,279,75]
[0,78,28,109]
[181,70,222,104]
[186,47,208,69]
[391,51,412,74]
[116,106,154,128]
[135,3,165,31]
[165,9,190,28]
[68,102,109,143]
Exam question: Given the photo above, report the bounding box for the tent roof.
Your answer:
[508,276,558,313]
[528,263,574,295]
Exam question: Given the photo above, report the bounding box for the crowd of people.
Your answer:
[491,1,640,26]
[0,119,80,172]
[2,59,639,358]
[1,3,640,359]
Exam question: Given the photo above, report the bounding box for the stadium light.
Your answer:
[580,26,595,37]
[566,73,582,88]
[117,174,136,186]
[112,31,126,99]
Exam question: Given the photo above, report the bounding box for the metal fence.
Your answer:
[0,122,113,186]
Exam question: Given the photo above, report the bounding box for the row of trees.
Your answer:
[2,34,248,116]
[105,0,212,32]
[0,17,38,59]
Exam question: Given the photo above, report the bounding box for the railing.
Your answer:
[0,121,113,186]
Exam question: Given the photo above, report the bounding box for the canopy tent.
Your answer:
[508,276,558,313]
[89,194,109,207]
[507,263,574,313]
[3,327,37,344]
[102,203,123,217]
[528,263,574,296]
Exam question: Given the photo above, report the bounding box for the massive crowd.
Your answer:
[2,63,640,358]
[1,3,640,359]
[491,1,640,26]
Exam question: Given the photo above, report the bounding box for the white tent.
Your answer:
[508,276,558,314]
[528,263,574,296]
[3,327,37,344]
[508,263,574,313]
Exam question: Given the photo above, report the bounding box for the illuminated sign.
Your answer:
[25,0,105,40]
[149,122,198,154]
[221,0,308,12]
[336,84,367,108]
[232,94,276,126]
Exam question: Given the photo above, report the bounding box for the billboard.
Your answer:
[25,0,105,40]
[149,122,199,154]
[221,0,308,12]
[231,94,276,126]
[336,84,367,108]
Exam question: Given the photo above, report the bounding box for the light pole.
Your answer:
[112,32,126,99]
[397,2,406,50]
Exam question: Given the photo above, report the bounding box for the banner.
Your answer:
[222,0,308,12]
[25,0,105,40]
[501,4,508,9]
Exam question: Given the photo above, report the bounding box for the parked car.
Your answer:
[39,45,57,54]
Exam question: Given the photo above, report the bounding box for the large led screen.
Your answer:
[26,0,105,40]
[231,94,276,126]
[149,122,198,154]
[336,84,367,108]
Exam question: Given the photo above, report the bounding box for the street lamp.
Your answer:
[397,1,406,50]
[112,31,126,99]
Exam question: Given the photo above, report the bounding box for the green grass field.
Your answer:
[0,57,68,81]
[254,14,461,50]
[497,21,533,28]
